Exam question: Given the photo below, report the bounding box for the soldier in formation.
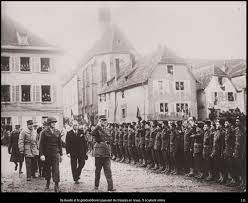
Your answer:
[105,111,246,191]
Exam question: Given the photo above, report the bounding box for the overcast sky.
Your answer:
[3,1,246,77]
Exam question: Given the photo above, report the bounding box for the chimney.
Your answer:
[98,7,111,33]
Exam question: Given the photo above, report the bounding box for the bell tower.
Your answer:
[98,7,111,33]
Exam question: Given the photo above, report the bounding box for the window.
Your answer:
[1,117,12,126]
[20,57,30,71]
[21,85,31,102]
[228,92,234,101]
[218,77,223,86]
[122,108,126,118]
[1,56,10,71]
[175,81,184,90]
[41,85,51,102]
[1,85,10,102]
[167,65,173,75]
[180,82,184,90]
[116,58,120,77]
[121,91,125,98]
[41,58,50,72]
[160,103,168,113]
[176,103,189,115]
[101,62,107,85]
[99,95,102,102]
[176,82,179,90]
[158,81,163,90]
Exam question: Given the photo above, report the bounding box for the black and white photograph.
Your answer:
[1,0,246,200]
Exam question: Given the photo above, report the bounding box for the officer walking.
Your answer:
[39,117,63,192]
[91,115,116,192]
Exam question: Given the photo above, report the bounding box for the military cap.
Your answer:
[15,125,21,129]
[152,120,158,126]
[197,121,204,129]
[27,120,33,125]
[141,120,146,124]
[170,121,176,127]
[99,115,107,121]
[204,120,211,127]
[163,120,168,126]
[47,117,57,124]
[217,118,225,126]
[132,122,136,126]
[176,120,182,126]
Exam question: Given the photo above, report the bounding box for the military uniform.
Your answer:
[161,125,170,172]
[184,125,196,176]
[123,126,129,162]
[118,127,124,161]
[148,126,157,169]
[39,117,62,191]
[192,123,204,178]
[154,127,162,170]
[145,126,152,166]
[91,118,114,191]
[169,123,177,174]
[175,124,184,174]
[134,127,140,163]
[139,122,146,166]
[114,127,120,161]
[203,124,214,180]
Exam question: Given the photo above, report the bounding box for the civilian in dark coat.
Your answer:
[8,125,24,173]
[66,121,88,184]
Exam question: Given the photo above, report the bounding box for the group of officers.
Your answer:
[101,115,246,190]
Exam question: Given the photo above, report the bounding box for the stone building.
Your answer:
[1,14,63,130]
[98,45,198,123]
[193,64,239,120]
[62,7,137,123]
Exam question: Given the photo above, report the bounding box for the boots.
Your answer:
[45,181,50,190]
[186,168,195,177]
[205,172,213,181]
[54,182,60,192]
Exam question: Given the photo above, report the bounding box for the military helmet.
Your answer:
[47,117,57,124]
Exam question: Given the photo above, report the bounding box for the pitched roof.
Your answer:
[62,24,137,86]
[192,64,229,90]
[99,45,192,94]
[228,62,246,78]
[1,14,53,48]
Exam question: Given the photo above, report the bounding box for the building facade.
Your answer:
[193,64,239,120]
[1,14,63,130]
[98,46,198,122]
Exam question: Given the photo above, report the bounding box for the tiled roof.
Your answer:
[99,45,189,94]
[192,64,229,90]
[62,24,137,86]
[228,62,246,78]
[1,14,53,47]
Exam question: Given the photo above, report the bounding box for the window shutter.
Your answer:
[10,56,14,72]
[11,85,15,102]
[52,85,56,103]
[186,80,190,93]
[234,93,237,101]
[163,79,169,94]
[16,85,20,102]
[223,92,227,101]
[36,85,41,102]
[37,57,41,72]
[14,56,20,71]
[32,85,36,102]
[50,58,56,73]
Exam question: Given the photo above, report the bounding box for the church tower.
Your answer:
[98,7,111,33]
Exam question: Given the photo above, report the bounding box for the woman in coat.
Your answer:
[8,125,24,173]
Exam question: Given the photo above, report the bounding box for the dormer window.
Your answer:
[16,32,29,46]
[218,77,223,86]
[167,64,174,75]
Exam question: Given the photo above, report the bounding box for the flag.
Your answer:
[136,106,142,120]
[71,109,74,121]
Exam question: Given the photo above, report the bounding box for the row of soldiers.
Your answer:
[103,116,246,190]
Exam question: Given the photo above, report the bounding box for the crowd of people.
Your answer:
[3,109,246,192]
[101,113,246,191]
